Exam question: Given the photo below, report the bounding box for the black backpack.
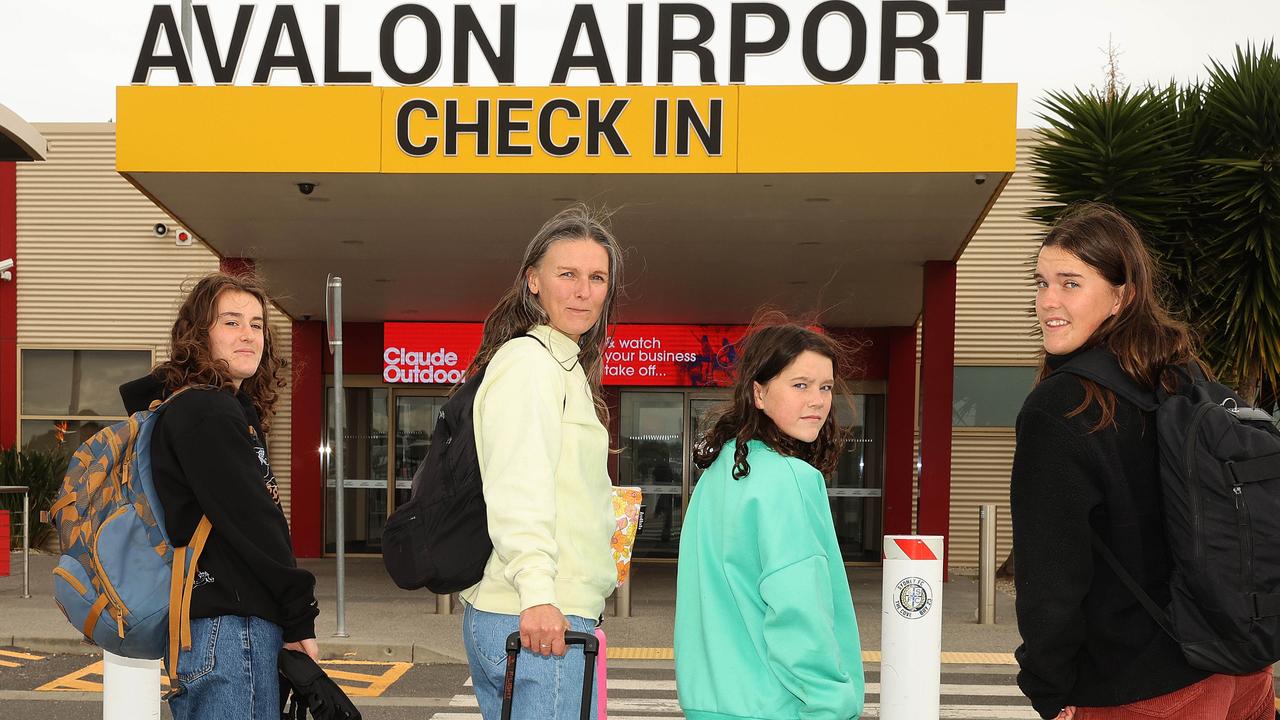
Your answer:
[1060,351,1280,675]
[381,362,490,593]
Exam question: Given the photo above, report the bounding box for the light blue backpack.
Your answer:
[49,386,211,691]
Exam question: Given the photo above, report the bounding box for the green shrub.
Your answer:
[0,447,68,552]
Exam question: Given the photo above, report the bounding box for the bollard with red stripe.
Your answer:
[879,535,943,720]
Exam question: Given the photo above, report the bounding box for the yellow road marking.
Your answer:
[607,647,672,660]
[0,660,20,668]
[606,648,1019,665]
[36,657,411,698]
[0,650,45,661]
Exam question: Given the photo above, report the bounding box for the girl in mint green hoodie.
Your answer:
[675,322,865,720]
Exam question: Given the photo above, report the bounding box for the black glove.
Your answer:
[277,648,362,720]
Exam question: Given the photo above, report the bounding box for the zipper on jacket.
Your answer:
[91,507,132,634]
[1186,403,1214,564]
[1233,484,1255,598]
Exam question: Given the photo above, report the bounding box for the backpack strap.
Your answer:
[164,515,213,697]
[1055,348,1159,412]
[1090,532,1177,637]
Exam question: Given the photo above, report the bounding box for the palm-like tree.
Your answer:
[1194,44,1280,397]
[1030,43,1280,401]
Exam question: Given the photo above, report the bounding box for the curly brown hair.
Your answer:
[153,272,288,430]
[693,315,853,479]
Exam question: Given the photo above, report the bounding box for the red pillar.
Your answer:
[919,261,956,575]
[221,257,255,276]
[290,320,323,557]
[0,163,16,449]
[883,325,917,536]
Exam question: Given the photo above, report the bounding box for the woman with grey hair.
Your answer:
[460,204,624,719]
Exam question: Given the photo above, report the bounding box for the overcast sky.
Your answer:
[0,0,1275,127]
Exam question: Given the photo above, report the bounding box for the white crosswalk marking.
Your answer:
[433,667,1038,720]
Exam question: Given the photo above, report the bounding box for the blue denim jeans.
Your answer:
[167,615,283,720]
[463,603,599,720]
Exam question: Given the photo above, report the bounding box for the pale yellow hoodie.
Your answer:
[460,325,615,619]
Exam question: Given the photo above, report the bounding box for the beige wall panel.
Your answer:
[956,130,1048,367]
[948,427,1016,568]
[267,313,293,519]
[943,132,1048,566]
[14,123,293,514]
[16,124,220,353]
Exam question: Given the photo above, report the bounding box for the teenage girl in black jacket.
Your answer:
[1011,203,1274,720]
[121,272,318,720]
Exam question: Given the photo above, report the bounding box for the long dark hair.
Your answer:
[465,204,625,423]
[153,272,288,430]
[694,317,850,479]
[1036,202,1205,429]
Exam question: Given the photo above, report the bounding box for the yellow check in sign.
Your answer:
[381,87,736,174]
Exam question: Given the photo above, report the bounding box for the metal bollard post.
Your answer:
[978,504,996,625]
[880,535,944,720]
[437,592,453,615]
[615,575,632,618]
[22,488,30,599]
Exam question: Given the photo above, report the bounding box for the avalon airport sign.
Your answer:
[132,2,1005,165]
[384,322,747,387]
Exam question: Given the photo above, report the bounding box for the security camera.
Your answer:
[153,222,169,237]
[0,258,12,272]
[973,173,987,186]
[302,314,312,321]
[297,182,317,196]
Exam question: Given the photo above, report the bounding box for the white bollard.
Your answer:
[102,650,162,720]
[879,535,944,720]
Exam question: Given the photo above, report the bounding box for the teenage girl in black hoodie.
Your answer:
[120,272,318,720]
[1011,203,1274,720]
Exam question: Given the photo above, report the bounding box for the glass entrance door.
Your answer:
[687,397,722,490]
[324,387,389,555]
[829,395,885,561]
[619,392,685,559]
[393,393,449,511]
[324,386,448,555]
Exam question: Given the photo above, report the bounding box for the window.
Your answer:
[19,349,152,452]
[953,366,1038,427]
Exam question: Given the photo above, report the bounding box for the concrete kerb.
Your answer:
[3,553,1024,663]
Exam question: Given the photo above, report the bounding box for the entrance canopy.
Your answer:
[0,103,48,162]
[116,83,1015,327]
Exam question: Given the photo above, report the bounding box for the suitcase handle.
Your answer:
[500,630,599,720]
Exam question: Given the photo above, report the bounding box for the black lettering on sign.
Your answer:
[802,1,866,84]
[380,4,442,85]
[396,99,439,157]
[657,4,715,84]
[729,4,789,84]
[676,98,722,156]
[880,1,941,82]
[454,5,515,84]
[653,98,669,156]
[445,99,491,156]
[254,5,316,84]
[539,99,582,157]
[626,4,644,84]
[947,0,1004,81]
[325,5,372,84]
[194,5,255,85]
[552,5,614,84]
[587,99,630,156]
[132,5,193,84]
[497,99,535,156]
